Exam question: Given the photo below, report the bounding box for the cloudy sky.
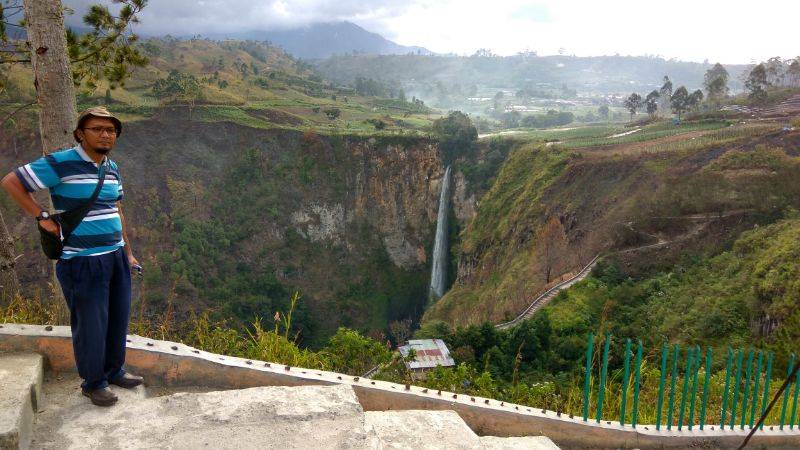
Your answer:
[63,0,798,64]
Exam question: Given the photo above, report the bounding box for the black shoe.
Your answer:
[82,387,118,407]
[109,373,144,389]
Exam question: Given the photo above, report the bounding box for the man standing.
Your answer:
[1,106,143,406]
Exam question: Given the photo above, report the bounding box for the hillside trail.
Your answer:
[495,209,747,330]
[606,128,641,138]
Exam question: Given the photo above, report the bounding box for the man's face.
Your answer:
[78,117,118,154]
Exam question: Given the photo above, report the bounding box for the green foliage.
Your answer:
[644,90,659,117]
[688,89,704,109]
[670,86,690,119]
[414,320,454,340]
[623,93,643,119]
[598,105,610,119]
[354,76,391,97]
[66,0,149,91]
[365,118,386,130]
[746,64,769,104]
[405,219,800,422]
[519,110,574,129]
[1,0,147,94]
[0,293,61,325]
[251,77,269,89]
[3,286,395,378]
[321,328,393,375]
[152,70,203,104]
[704,63,729,102]
[459,144,567,255]
[432,111,478,164]
[323,107,341,120]
[549,218,800,350]
[456,136,514,194]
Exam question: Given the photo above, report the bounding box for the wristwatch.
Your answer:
[35,211,51,221]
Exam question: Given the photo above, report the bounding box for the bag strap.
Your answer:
[60,162,108,239]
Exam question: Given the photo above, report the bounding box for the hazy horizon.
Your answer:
[62,0,799,65]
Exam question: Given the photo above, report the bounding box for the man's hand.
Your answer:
[128,254,143,276]
[39,218,60,237]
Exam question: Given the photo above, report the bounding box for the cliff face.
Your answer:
[1,120,477,346]
[425,131,800,328]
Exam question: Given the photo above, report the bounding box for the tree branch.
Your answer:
[70,3,144,64]
[0,102,35,126]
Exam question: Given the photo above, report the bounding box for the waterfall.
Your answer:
[429,165,452,302]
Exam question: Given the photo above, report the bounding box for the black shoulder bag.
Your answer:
[38,163,107,260]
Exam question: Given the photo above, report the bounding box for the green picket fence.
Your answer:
[581,332,800,430]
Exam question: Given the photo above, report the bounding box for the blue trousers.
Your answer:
[56,247,131,390]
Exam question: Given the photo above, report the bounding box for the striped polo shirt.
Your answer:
[15,145,125,259]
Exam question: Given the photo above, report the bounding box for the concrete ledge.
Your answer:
[0,353,44,450]
[2,323,800,449]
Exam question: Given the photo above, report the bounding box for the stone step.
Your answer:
[365,410,559,449]
[366,409,481,449]
[0,353,44,450]
[32,370,148,448]
[33,383,380,449]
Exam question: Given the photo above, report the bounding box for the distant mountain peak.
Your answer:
[205,21,432,60]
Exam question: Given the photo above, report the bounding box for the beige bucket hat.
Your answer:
[74,106,122,142]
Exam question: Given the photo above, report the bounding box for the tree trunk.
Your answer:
[0,211,20,305]
[23,0,77,150]
[23,0,77,320]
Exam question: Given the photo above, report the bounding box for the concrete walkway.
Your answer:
[6,356,559,450]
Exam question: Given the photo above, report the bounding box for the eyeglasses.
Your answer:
[83,126,118,136]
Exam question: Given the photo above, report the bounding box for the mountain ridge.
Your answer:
[197,21,433,60]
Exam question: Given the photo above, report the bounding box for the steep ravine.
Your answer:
[425,133,800,328]
[0,119,478,346]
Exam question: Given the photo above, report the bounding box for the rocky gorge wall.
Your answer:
[0,119,477,345]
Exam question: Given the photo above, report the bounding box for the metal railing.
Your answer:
[581,332,800,433]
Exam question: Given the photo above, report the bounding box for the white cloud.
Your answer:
[63,0,800,63]
[373,0,800,63]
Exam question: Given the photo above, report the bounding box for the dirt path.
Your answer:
[606,128,641,138]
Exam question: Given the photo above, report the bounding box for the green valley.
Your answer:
[2,16,800,428]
